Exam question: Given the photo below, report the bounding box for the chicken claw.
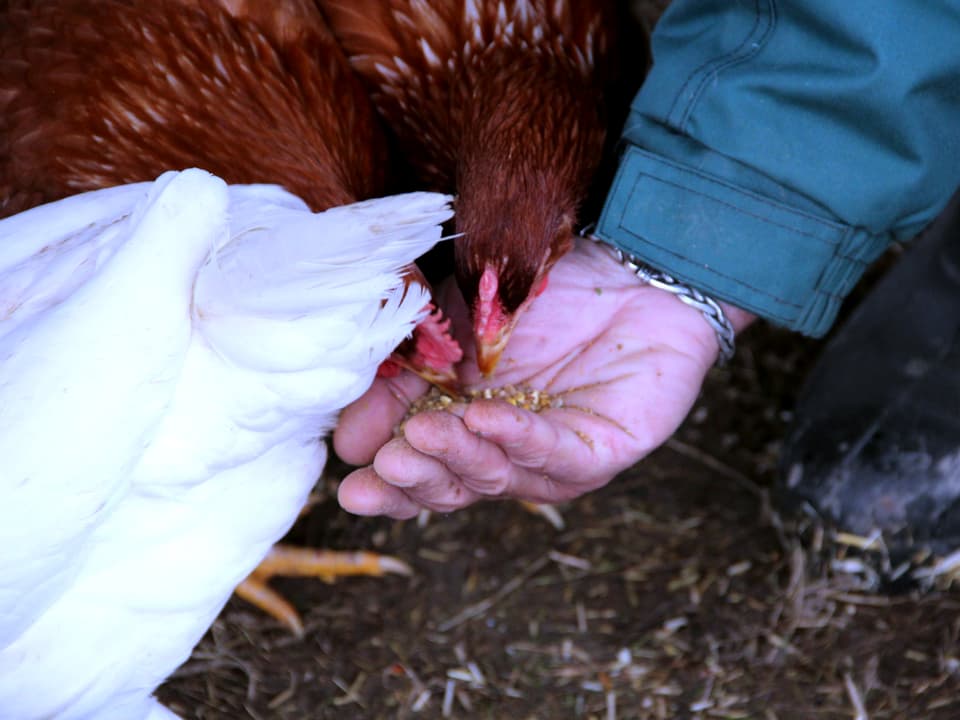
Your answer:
[517,500,565,531]
[235,545,412,637]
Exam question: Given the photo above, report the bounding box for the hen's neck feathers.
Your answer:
[0,0,385,217]
[321,0,609,186]
[319,0,612,311]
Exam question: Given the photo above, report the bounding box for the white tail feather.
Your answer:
[193,189,453,372]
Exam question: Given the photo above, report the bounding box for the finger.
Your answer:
[402,410,543,499]
[372,435,483,512]
[463,401,612,498]
[333,371,429,465]
[337,466,422,520]
[462,400,558,468]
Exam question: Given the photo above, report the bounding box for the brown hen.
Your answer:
[0,0,456,635]
[318,0,615,374]
[0,0,460,386]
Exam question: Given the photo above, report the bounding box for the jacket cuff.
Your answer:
[596,144,890,337]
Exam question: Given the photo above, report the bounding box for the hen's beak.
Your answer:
[475,313,520,376]
[476,334,508,376]
[473,265,548,376]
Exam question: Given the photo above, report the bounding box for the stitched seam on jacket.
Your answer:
[613,186,804,308]
[664,1,762,124]
[667,0,778,132]
[680,0,778,131]
[610,175,859,308]
[632,173,838,246]
[613,214,806,310]
[663,0,764,124]
[629,148,846,232]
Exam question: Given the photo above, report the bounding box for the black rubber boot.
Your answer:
[776,191,960,584]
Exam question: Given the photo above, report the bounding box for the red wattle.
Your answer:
[411,304,463,370]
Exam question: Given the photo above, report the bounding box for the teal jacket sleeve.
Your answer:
[596,0,960,336]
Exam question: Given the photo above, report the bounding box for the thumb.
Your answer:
[334,372,429,464]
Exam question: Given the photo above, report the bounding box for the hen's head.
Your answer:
[453,60,606,376]
[454,179,577,375]
[318,0,619,374]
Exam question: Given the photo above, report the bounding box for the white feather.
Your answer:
[0,169,453,719]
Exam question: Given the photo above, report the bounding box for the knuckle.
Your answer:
[470,471,511,496]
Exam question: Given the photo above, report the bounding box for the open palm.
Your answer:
[334,238,750,518]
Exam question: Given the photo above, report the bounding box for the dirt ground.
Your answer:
[159,2,960,718]
[157,313,960,719]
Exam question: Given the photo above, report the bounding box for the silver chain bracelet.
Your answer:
[581,228,736,366]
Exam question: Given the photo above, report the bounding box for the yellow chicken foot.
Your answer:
[417,501,564,530]
[517,501,565,531]
[235,544,412,637]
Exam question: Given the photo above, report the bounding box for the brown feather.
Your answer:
[0,0,461,381]
[0,0,384,217]
[318,0,613,318]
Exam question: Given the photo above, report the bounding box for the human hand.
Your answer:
[333,238,754,518]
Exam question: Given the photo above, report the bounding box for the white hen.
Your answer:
[0,168,452,720]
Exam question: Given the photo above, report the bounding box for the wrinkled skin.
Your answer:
[334,239,755,518]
